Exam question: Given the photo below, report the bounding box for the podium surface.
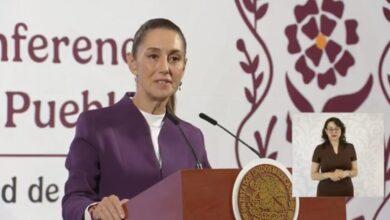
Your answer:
[126,169,346,220]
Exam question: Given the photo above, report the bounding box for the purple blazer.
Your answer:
[62,93,211,220]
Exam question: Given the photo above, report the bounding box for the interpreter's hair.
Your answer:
[321,117,347,146]
[131,18,187,114]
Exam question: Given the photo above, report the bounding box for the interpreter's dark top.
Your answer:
[312,143,357,197]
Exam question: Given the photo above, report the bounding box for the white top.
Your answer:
[139,109,165,167]
[84,107,165,219]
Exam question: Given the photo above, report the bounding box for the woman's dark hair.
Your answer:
[131,18,187,114]
[321,117,347,146]
[132,18,187,56]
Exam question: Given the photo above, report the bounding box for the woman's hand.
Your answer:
[334,169,351,179]
[340,170,350,179]
[91,195,128,220]
[329,171,341,182]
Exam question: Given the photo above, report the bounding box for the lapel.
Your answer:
[159,117,196,177]
[112,92,195,177]
[112,93,160,170]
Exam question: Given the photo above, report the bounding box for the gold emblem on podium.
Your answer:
[232,159,299,220]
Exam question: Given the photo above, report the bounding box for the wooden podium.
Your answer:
[125,169,346,220]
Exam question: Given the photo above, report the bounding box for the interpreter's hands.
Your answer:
[334,169,344,179]
[329,171,342,182]
[91,195,129,220]
[335,169,349,179]
[335,169,350,179]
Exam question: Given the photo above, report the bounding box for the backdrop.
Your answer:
[0,0,389,219]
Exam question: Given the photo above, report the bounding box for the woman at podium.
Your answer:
[311,117,358,197]
[62,18,211,220]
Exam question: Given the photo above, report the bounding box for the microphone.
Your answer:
[199,113,261,158]
[166,112,203,169]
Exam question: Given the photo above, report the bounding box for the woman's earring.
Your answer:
[179,82,182,91]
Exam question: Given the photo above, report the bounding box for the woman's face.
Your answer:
[325,121,341,142]
[128,28,186,102]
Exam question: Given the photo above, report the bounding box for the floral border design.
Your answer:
[285,0,359,90]
[352,1,390,219]
[234,0,277,167]
[378,1,390,104]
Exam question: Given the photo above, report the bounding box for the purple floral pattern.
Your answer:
[284,0,373,115]
[234,0,277,167]
[363,1,390,219]
[379,1,390,104]
[254,116,278,159]
[233,0,388,219]
[284,0,379,218]
[285,0,359,89]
